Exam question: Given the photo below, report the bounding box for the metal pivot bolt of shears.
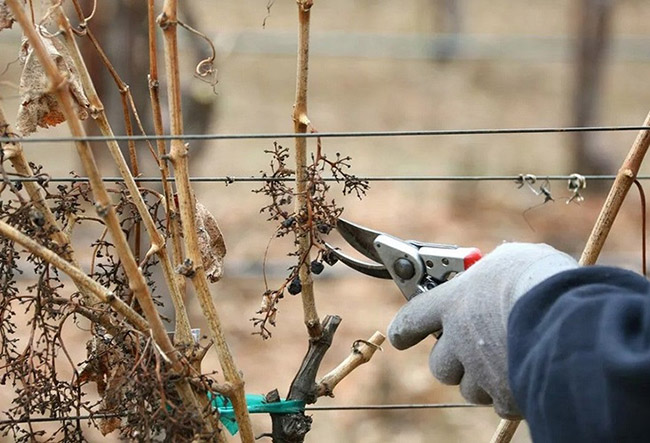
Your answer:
[325,218,482,301]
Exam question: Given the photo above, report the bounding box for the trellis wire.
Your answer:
[0,403,486,426]
[1,126,648,432]
[2,124,650,144]
[306,403,485,411]
[9,174,650,183]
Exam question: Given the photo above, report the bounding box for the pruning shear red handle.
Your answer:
[325,218,481,301]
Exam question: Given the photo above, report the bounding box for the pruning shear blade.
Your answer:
[323,243,391,279]
[335,217,384,263]
[328,217,482,301]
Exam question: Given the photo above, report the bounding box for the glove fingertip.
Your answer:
[387,283,456,349]
[387,318,416,350]
[494,404,524,421]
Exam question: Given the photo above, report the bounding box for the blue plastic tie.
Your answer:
[209,393,305,435]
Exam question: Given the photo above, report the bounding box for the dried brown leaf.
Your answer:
[16,29,90,135]
[78,361,107,394]
[99,417,121,436]
[195,201,226,282]
[82,336,125,435]
[0,1,15,31]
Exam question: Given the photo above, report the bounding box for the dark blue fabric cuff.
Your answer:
[508,266,650,443]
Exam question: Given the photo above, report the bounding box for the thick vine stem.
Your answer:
[293,0,322,339]
[492,111,650,443]
[269,315,341,442]
[316,331,385,397]
[0,219,149,333]
[50,2,194,348]
[157,2,254,441]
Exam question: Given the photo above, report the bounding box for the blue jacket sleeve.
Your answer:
[507,266,650,443]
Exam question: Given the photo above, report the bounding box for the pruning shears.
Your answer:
[325,218,482,301]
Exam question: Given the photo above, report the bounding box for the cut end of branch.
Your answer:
[298,0,314,12]
[316,331,385,398]
[305,316,323,339]
[293,112,311,127]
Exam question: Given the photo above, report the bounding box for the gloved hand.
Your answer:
[387,242,578,418]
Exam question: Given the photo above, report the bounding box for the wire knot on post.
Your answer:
[515,174,554,203]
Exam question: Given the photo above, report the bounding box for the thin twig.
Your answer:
[147,0,187,320]
[0,104,71,259]
[316,331,385,397]
[68,0,158,165]
[293,0,322,339]
[489,419,521,443]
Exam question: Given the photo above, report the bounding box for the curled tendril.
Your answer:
[177,19,219,93]
[195,58,218,93]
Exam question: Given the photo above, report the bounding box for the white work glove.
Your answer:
[387,243,578,418]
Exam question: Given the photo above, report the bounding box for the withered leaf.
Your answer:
[99,417,121,436]
[80,335,124,436]
[99,362,126,436]
[0,1,15,31]
[16,29,90,135]
[195,201,226,282]
[78,361,107,394]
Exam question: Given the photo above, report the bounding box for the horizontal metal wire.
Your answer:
[305,403,485,411]
[0,413,122,426]
[1,125,650,144]
[8,174,650,184]
[0,403,484,425]
[213,30,650,62]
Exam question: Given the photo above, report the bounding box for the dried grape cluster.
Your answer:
[251,141,368,338]
[77,328,218,441]
[0,191,85,443]
[0,164,216,442]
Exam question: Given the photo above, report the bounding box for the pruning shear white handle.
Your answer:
[325,218,481,300]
